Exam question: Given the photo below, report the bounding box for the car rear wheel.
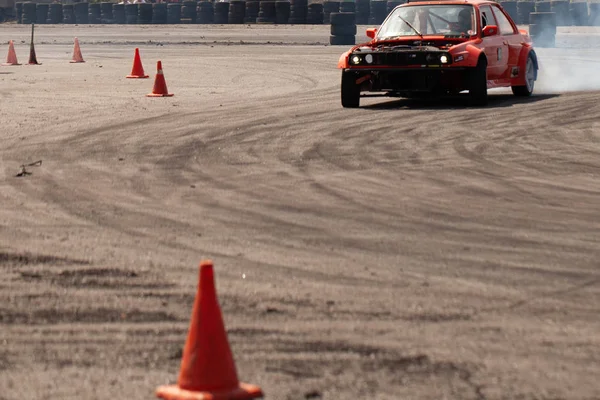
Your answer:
[512,54,536,97]
[341,70,360,108]
[469,57,488,106]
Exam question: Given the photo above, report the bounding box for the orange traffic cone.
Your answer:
[126,47,149,78]
[155,260,264,400]
[147,61,174,97]
[2,40,20,66]
[70,37,85,63]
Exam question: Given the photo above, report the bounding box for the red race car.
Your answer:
[337,0,539,107]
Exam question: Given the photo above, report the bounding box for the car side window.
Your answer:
[479,5,497,30]
[492,5,517,35]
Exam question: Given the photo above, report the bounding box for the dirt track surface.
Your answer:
[1,25,600,400]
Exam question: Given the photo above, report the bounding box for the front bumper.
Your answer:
[344,67,471,94]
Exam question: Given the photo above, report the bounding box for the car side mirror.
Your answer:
[366,28,377,39]
[482,25,498,37]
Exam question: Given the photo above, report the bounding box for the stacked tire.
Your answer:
[590,2,600,26]
[355,0,370,24]
[339,0,355,13]
[257,1,276,23]
[48,3,63,23]
[16,2,23,24]
[124,3,137,24]
[288,0,308,24]
[197,1,214,24]
[569,1,588,26]
[213,2,229,24]
[36,3,48,24]
[499,0,517,22]
[88,3,101,24]
[330,12,355,45]
[516,1,535,25]
[153,3,168,24]
[181,1,197,23]
[529,12,556,47]
[323,1,339,24]
[307,2,323,24]
[167,3,182,24]
[101,2,113,24]
[63,4,76,24]
[369,0,387,24]
[245,0,259,23]
[137,3,152,24]
[21,2,37,24]
[535,1,551,12]
[275,1,291,24]
[550,0,569,25]
[386,0,404,15]
[74,2,88,24]
[228,0,245,23]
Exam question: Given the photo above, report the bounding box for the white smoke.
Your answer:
[534,28,600,93]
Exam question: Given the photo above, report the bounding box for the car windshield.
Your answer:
[376,5,477,39]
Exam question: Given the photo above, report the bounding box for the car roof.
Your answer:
[403,0,498,6]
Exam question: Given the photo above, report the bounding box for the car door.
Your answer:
[491,4,521,80]
[478,5,509,80]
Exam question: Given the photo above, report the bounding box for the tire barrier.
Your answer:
[369,0,387,24]
[516,1,535,25]
[570,1,588,26]
[275,1,290,24]
[257,0,276,23]
[138,3,152,24]
[590,3,600,26]
[124,3,137,24]
[36,3,48,24]
[307,2,323,24]
[21,2,37,25]
[49,3,62,24]
[550,0,569,26]
[16,2,23,24]
[152,3,167,24]
[339,0,355,13]
[529,11,556,47]
[101,2,113,24]
[355,0,370,24]
[535,1,551,12]
[167,3,182,24]
[74,2,88,24]
[88,3,101,24]
[288,0,307,24]
[197,1,214,24]
[499,0,517,22]
[330,11,355,45]
[213,1,228,24]
[386,0,404,15]
[181,0,197,23]
[63,4,75,24]
[112,3,126,24]
[228,0,245,24]
[323,1,339,24]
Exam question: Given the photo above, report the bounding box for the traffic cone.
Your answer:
[70,37,85,63]
[155,260,264,400]
[126,47,149,78]
[2,40,20,66]
[147,61,174,97]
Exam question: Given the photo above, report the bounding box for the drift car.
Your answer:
[337,0,539,107]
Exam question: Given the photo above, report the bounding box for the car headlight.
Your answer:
[351,55,362,65]
[440,55,449,64]
[365,54,373,64]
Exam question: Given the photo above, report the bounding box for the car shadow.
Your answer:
[361,92,560,110]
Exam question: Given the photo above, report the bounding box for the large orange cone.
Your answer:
[126,47,149,78]
[155,260,264,400]
[2,40,20,66]
[147,61,174,97]
[70,37,85,63]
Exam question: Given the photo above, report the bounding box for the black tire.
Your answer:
[341,70,360,108]
[331,24,357,36]
[469,57,488,106]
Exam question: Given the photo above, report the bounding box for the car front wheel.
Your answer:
[341,70,360,108]
[512,54,536,97]
[469,57,488,106]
